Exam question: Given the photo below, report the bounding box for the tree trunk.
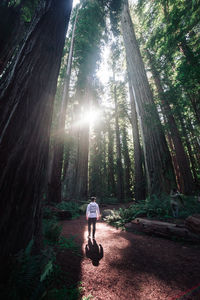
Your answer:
[48,10,78,203]
[122,126,133,199]
[179,117,200,187]
[178,38,200,124]
[74,106,90,200]
[114,84,124,201]
[146,50,194,194]
[166,131,183,191]
[62,137,71,185]
[89,127,104,198]
[0,1,26,74]
[186,118,200,167]
[128,79,146,201]
[62,104,80,200]
[107,117,116,196]
[0,0,72,277]
[121,0,175,195]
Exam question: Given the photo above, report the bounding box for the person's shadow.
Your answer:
[85,238,104,266]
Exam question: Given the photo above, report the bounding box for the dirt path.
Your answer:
[59,216,200,300]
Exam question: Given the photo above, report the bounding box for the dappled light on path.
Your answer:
[62,216,200,300]
[81,220,174,299]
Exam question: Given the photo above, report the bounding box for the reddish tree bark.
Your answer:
[107,117,116,196]
[114,83,124,201]
[0,0,72,276]
[122,126,133,199]
[121,0,175,195]
[146,50,195,194]
[128,80,146,201]
[48,9,78,203]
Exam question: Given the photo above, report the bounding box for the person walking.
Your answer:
[86,196,100,239]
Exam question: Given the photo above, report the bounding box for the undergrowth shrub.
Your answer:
[0,240,55,300]
[1,203,83,300]
[56,201,80,219]
[1,234,82,299]
[44,284,83,300]
[43,219,62,244]
[103,210,121,226]
[104,194,200,228]
[100,197,120,205]
[57,236,82,256]
[79,202,89,214]
[179,195,200,218]
[43,206,57,219]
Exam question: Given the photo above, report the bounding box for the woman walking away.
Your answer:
[86,197,100,239]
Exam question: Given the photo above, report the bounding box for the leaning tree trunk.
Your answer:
[0,1,26,74]
[146,50,194,194]
[128,79,146,201]
[0,0,72,277]
[121,0,175,195]
[48,10,78,203]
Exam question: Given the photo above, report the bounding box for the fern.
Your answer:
[43,219,62,244]
[57,236,82,256]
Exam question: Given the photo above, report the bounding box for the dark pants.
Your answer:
[88,218,97,237]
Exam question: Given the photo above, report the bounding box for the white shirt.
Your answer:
[86,202,100,218]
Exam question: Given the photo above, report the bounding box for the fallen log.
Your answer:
[185,214,200,234]
[126,218,200,242]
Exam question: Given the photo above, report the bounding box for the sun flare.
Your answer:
[80,109,101,126]
[72,108,102,129]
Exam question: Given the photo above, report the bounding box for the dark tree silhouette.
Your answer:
[0,0,72,278]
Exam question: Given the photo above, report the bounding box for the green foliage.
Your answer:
[179,195,200,218]
[82,295,94,300]
[43,219,62,244]
[1,239,82,300]
[57,236,81,256]
[56,201,80,219]
[43,206,57,220]
[44,284,82,300]
[0,207,83,300]
[21,1,38,22]
[73,0,106,89]
[104,209,123,228]
[105,194,200,228]
[79,202,89,214]
[0,240,55,300]
[101,197,120,205]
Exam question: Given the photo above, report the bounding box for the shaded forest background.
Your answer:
[0,0,200,298]
[49,0,200,203]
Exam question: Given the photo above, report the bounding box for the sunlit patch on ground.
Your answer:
[62,216,200,300]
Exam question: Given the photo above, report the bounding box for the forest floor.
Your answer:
[58,205,200,300]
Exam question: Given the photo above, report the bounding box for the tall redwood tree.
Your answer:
[0,0,72,274]
[121,0,176,195]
